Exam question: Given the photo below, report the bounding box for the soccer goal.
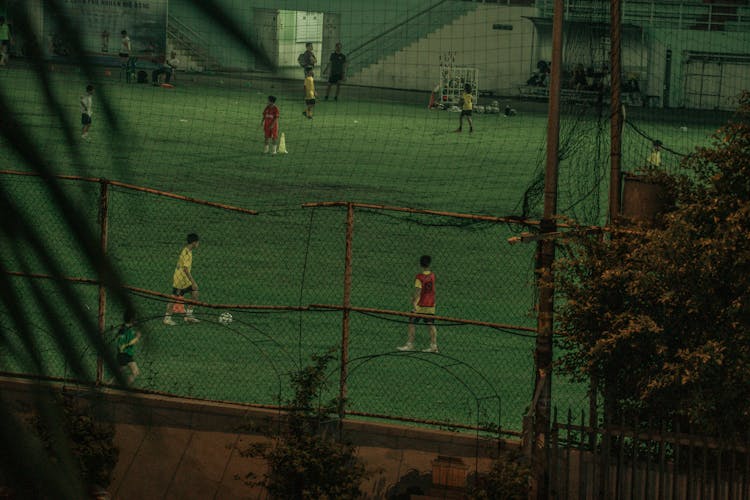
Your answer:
[437,56,479,107]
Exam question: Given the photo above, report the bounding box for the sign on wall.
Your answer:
[44,0,167,58]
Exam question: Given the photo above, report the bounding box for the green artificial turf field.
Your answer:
[0,65,726,432]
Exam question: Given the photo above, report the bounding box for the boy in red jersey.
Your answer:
[398,255,438,353]
[261,95,280,154]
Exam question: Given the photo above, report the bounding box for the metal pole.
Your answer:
[609,0,623,222]
[96,179,110,384]
[338,202,354,421]
[530,0,563,497]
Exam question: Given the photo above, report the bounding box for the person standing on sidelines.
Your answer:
[323,42,348,101]
[164,233,201,325]
[261,95,280,154]
[80,84,94,140]
[646,139,662,168]
[455,83,474,133]
[398,255,438,353]
[297,42,317,76]
[119,30,131,61]
[115,309,142,385]
[303,69,317,119]
[0,17,12,66]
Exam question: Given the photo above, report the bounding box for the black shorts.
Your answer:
[81,114,92,125]
[329,73,344,84]
[461,109,473,117]
[172,286,193,296]
[305,98,316,106]
[117,352,133,366]
[119,52,129,58]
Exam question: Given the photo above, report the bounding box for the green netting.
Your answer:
[2,0,747,433]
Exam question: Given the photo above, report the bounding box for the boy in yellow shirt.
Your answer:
[455,83,474,133]
[303,69,317,119]
[164,233,201,325]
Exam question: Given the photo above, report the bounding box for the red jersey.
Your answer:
[263,104,279,125]
[415,272,435,307]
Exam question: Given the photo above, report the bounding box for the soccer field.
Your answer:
[0,65,724,432]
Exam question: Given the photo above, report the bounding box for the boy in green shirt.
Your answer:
[116,309,142,385]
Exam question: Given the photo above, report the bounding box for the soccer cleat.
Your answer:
[263,145,269,154]
[454,129,462,133]
[184,316,200,324]
[397,343,415,351]
[422,345,439,353]
[163,317,177,326]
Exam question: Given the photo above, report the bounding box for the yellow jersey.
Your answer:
[304,76,315,99]
[462,92,473,111]
[172,246,193,289]
[646,149,661,167]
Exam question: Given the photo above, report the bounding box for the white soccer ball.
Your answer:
[218,312,233,325]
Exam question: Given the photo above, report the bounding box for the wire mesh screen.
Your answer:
[0,173,593,432]
[3,0,747,439]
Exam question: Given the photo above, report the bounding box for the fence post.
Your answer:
[338,202,354,422]
[96,179,110,384]
[609,0,623,222]
[530,0,563,496]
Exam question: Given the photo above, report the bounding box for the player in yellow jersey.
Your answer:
[164,233,201,325]
[646,140,662,168]
[455,83,474,133]
[303,69,317,119]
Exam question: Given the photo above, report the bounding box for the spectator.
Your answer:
[323,42,348,101]
[0,16,12,66]
[297,42,317,77]
[152,51,179,85]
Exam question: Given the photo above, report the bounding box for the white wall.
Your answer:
[348,4,536,97]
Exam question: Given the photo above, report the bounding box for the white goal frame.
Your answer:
[439,65,479,106]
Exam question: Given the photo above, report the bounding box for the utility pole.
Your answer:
[609,0,623,223]
[529,0,563,497]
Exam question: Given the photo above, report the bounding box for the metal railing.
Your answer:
[548,410,750,499]
[535,0,750,32]
[167,14,221,71]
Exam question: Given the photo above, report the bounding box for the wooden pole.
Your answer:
[338,202,354,421]
[609,0,623,222]
[96,179,110,384]
[530,0,563,497]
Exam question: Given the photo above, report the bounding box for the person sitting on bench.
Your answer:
[152,51,179,85]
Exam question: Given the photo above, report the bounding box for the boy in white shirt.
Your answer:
[80,85,94,140]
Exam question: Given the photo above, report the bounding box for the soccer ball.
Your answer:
[218,312,233,325]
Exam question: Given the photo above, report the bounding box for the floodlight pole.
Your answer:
[530,0,563,497]
[609,0,623,222]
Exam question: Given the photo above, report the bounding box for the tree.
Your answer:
[240,352,367,499]
[555,93,750,435]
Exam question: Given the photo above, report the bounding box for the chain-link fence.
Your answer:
[0,171,588,434]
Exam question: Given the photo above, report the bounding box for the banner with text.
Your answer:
[44,0,167,59]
